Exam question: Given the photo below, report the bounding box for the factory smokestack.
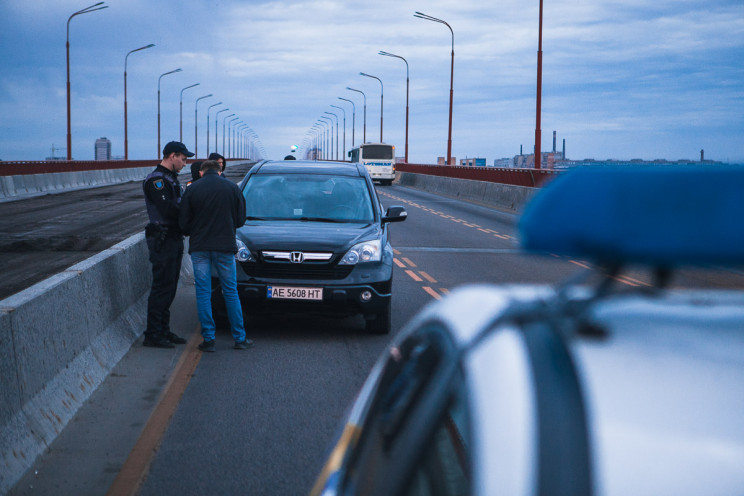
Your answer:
[553,131,556,153]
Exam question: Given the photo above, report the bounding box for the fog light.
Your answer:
[360,291,372,302]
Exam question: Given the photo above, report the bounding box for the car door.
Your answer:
[336,324,471,496]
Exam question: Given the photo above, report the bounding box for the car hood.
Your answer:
[238,221,382,252]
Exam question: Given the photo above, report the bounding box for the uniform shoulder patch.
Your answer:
[153,179,164,190]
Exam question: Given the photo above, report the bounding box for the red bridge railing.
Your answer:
[396,163,560,188]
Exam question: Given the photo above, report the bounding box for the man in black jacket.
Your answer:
[179,160,252,352]
[142,141,192,348]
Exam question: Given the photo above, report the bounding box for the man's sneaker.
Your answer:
[234,339,254,350]
[167,332,187,344]
[143,336,175,349]
[198,339,216,352]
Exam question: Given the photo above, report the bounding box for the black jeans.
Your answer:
[144,233,184,339]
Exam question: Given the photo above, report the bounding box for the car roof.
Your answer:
[251,159,365,177]
[519,165,744,267]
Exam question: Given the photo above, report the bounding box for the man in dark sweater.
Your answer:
[179,160,252,351]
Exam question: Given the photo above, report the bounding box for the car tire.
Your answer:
[365,300,391,334]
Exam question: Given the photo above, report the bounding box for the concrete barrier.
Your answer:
[0,167,152,203]
[0,233,152,493]
[396,171,539,213]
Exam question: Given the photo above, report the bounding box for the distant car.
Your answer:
[211,159,407,334]
[311,165,744,495]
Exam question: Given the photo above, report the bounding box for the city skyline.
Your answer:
[0,0,742,164]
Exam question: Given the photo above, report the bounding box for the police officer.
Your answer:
[142,141,193,348]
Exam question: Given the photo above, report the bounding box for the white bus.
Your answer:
[349,143,396,185]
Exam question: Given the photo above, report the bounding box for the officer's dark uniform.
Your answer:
[143,162,186,347]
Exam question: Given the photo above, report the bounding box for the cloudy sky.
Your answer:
[1,0,742,164]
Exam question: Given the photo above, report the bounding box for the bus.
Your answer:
[349,143,396,185]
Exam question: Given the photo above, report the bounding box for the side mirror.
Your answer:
[382,205,407,223]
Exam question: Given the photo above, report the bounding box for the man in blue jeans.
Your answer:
[179,159,252,352]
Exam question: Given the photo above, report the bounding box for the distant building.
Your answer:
[493,158,513,168]
[95,137,111,160]
[460,158,486,167]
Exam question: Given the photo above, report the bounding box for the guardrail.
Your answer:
[0,158,251,177]
[396,163,560,187]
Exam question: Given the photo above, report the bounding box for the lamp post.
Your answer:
[228,117,239,158]
[66,2,108,160]
[310,124,322,159]
[330,105,346,160]
[158,68,182,156]
[346,87,366,144]
[194,94,212,158]
[222,113,235,155]
[179,83,199,142]
[415,11,454,165]
[206,102,222,156]
[214,108,229,154]
[379,50,409,163]
[320,117,333,160]
[534,0,544,169]
[324,112,339,160]
[360,72,383,143]
[124,43,154,160]
[317,121,329,160]
[238,124,247,157]
[338,97,355,148]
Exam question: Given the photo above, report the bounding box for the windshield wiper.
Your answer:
[299,217,347,223]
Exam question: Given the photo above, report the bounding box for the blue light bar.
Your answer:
[519,165,744,267]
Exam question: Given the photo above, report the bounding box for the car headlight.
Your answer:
[340,239,382,265]
[235,238,254,262]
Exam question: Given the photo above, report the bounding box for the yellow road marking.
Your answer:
[422,286,442,299]
[402,257,417,267]
[405,269,423,282]
[418,271,437,283]
[393,258,406,268]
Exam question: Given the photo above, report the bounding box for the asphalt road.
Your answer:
[0,163,253,301]
[9,179,744,495]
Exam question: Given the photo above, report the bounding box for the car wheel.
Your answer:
[365,299,391,334]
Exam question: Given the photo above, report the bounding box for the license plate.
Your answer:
[266,286,323,301]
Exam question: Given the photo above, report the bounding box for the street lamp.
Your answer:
[346,87,366,144]
[66,2,108,160]
[320,116,334,160]
[415,11,454,165]
[158,68,182,156]
[214,108,229,153]
[222,113,235,155]
[379,50,409,163]
[194,94,212,158]
[535,0,544,169]
[228,117,239,158]
[338,97,356,149]
[360,72,383,143]
[179,83,199,142]
[324,111,339,160]
[206,102,222,156]
[124,43,154,160]
[330,105,346,160]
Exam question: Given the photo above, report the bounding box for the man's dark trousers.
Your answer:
[144,234,184,339]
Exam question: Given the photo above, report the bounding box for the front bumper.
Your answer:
[212,260,393,318]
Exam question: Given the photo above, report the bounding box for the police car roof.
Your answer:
[519,165,744,267]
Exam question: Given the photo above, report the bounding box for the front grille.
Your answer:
[239,260,353,280]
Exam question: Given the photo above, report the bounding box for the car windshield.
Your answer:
[243,174,375,223]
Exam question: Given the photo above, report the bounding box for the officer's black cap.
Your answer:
[163,141,195,158]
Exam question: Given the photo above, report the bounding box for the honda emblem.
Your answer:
[290,251,304,263]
